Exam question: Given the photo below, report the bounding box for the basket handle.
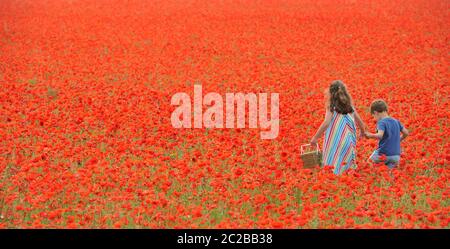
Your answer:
[300,143,320,155]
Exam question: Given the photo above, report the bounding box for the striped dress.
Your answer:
[322,111,357,175]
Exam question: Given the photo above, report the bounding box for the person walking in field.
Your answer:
[310,80,366,175]
[365,99,409,169]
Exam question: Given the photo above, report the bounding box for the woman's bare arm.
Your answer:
[353,108,367,133]
[310,109,333,145]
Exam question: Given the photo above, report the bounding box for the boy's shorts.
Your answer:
[369,149,400,169]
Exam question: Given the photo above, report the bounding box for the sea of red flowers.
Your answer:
[0,0,448,228]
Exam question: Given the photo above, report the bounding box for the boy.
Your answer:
[365,100,409,168]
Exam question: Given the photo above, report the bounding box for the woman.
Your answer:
[310,80,366,174]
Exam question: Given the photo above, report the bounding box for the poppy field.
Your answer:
[0,0,449,228]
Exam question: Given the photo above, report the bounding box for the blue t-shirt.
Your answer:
[377,117,403,156]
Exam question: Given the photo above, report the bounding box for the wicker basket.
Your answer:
[300,144,322,168]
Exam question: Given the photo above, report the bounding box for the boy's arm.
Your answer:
[400,127,409,141]
[365,130,384,140]
[365,119,385,140]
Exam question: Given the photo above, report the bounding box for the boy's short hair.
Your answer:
[370,99,388,114]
